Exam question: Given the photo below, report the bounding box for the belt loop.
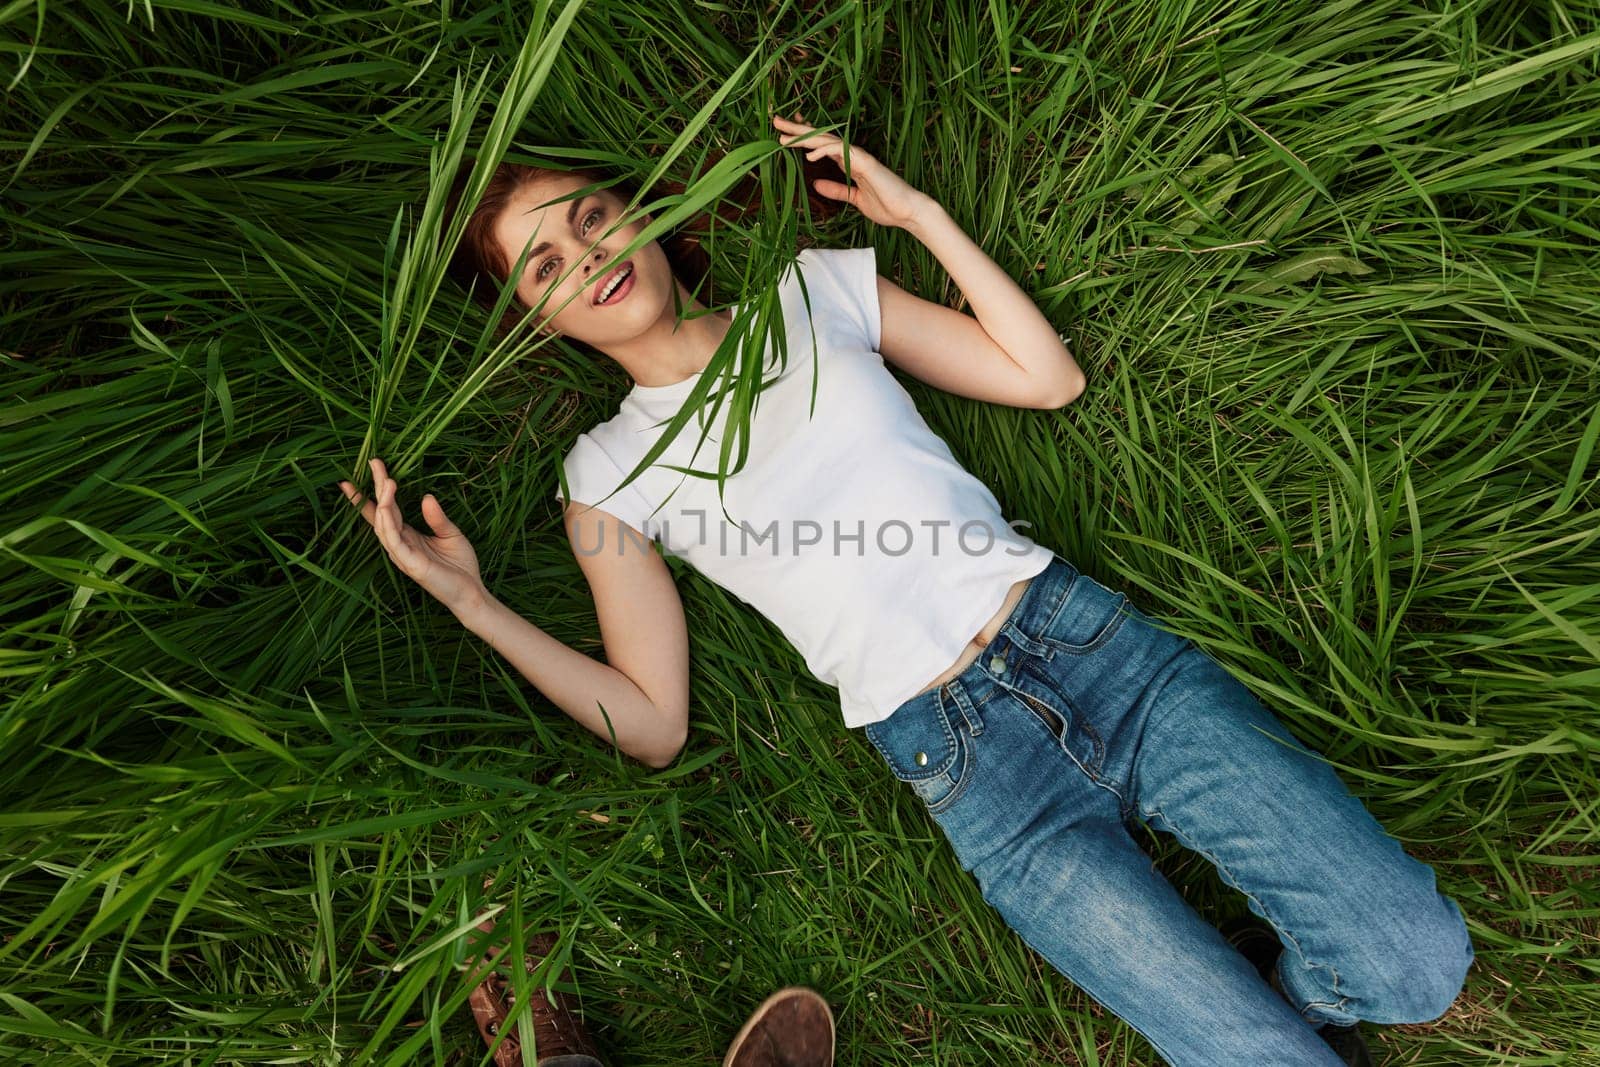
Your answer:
[943,679,984,737]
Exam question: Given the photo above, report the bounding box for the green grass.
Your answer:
[3,0,1598,1063]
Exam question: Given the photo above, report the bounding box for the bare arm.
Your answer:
[893,200,1086,406]
[451,503,689,769]
[770,111,1085,407]
[451,600,685,769]
[342,459,688,768]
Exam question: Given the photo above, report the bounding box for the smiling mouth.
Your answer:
[594,261,635,306]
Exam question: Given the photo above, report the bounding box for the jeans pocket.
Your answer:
[1011,660,1108,782]
[865,696,976,814]
[1038,570,1132,654]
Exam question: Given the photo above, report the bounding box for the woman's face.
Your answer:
[491,172,673,346]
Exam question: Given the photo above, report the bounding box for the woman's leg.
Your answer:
[1009,561,1473,1030]
[1113,635,1475,1029]
[963,750,1352,1067]
[866,655,1347,1066]
[865,555,1470,1065]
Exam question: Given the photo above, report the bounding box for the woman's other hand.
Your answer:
[339,458,487,615]
[772,111,933,230]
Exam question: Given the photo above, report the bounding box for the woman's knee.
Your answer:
[1347,892,1474,1024]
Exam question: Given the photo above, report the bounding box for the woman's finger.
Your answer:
[385,480,406,561]
[360,458,438,578]
[805,140,870,172]
[339,481,377,527]
[376,473,399,554]
[814,178,858,205]
[779,129,825,147]
[422,494,461,536]
[773,116,840,150]
[383,479,425,570]
[370,479,388,549]
[372,457,396,510]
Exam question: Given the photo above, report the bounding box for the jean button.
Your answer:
[989,654,1007,674]
[914,751,929,767]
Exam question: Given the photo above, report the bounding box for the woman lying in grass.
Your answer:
[339,112,1472,1066]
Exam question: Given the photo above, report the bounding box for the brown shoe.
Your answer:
[721,987,835,1067]
[465,916,602,1067]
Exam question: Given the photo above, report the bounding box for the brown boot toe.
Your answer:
[466,923,601,1067]
[722,987,834,1067]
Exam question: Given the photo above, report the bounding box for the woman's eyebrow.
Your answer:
[525,195,585,258]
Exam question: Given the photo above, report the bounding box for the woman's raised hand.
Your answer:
[339,458,487,615]
[772,110,933,230]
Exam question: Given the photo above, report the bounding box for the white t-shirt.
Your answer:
[553,245,1055,728]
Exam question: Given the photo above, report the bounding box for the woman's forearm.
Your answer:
[450,591,685,768]
[904,197,1084,396]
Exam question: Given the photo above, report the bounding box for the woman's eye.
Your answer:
[535,209,606,280]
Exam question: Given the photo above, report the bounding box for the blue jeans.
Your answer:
[864,553,1473,1066]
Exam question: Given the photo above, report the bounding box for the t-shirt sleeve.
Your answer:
[795,245,883,352]
[552,432,658,541]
